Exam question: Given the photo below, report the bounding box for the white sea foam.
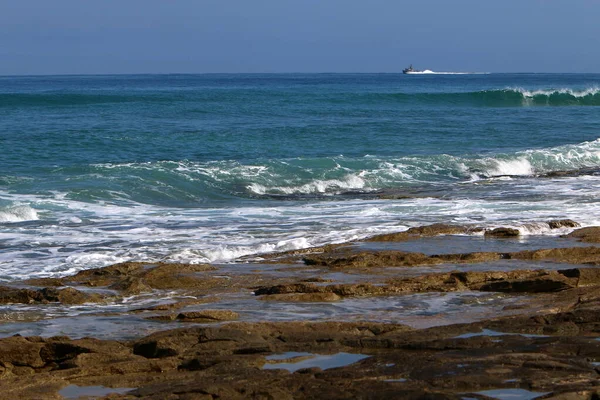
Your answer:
[407,70,487,75]
[247,174,367,195]
[0,205,39,222]
[5,151,600,282]
[487,158,534,177]
[0,191,597,282]
[514,86,600,98]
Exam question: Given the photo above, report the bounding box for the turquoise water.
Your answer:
[1,73,600,279]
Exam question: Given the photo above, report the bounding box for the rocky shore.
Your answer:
[3,222,600,398]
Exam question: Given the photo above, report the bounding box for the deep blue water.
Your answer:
[1,73,600,279]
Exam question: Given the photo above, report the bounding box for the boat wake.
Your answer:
[406,70,488,75]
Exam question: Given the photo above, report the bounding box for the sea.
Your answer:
[2,72,600,283]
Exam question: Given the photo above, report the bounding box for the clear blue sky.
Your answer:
[1,0,598,75]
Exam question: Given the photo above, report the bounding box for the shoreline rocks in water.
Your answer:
[3,223,600,398]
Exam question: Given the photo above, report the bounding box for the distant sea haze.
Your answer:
[1,73,600,281]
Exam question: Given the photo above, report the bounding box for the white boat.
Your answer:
[402,64,422,74]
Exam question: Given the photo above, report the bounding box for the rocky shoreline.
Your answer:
[3,222,600,398]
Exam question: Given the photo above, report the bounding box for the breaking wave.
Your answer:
[54,138,600,201]
[0,205,39,223]
[372,87,600,107]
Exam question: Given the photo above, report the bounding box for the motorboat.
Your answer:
[402,64,422,74]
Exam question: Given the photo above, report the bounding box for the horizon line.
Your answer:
[1,71,597,78]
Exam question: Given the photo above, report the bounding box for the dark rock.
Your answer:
[479,277,573,293]
[548,219,580,229]
[484,227,520,237]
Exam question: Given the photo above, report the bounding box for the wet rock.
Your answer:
[0,286,101,305]
[0,286,41,304]
[53,287,102,304]
[10,225,600,398]
[259,293,342,302]
[558,268,600,286]
[145,314,178,321]
[478,276,573,293]
[484,227,520,237]
[0,336,45,368]
[438,252,502,263]
[548,219,580,229]
[513,247,600,264]
[132,328,202,358]
[4,318,600,399]
[21,278,64,287]
[255,283,390,297]
[109,276,152,295]
[255,269,599,298]
[303,250,440,269]
[24,262,221,297]
[566,227,600,243]
[366,224,475,242]
[176,310,239,322]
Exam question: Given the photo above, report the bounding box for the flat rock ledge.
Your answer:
[255,268,600,300]
[2,307,600,399]
[4,223,600,399]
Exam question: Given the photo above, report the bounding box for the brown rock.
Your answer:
[566,227,600,243]
[366,224,473,242]
[558,268,600,286]
[513,247,600,264]
[176,310,239,322]
[0,336,45,368]
[484,227,520,237]
[259,293,342,302]
[0,286,100,305]
[548,219,580,229]
[109,276,152,295]
[479,277,574,293]
[303,250,439,269]
[55,287,102,304]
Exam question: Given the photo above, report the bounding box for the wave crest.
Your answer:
[376,87,600,107]
[0,205,39,223]
[46,139,600,201]
[247,174,367,195]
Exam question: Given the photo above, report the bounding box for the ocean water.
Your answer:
[1,73,600,281]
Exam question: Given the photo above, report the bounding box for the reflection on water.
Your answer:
[0,291,529,340]
[473,388,550,400]
[263,352,369,373]
[454,328,549,339]
[357,234,592,255]
[59,384,135,399]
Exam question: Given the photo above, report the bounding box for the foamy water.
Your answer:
[2,73,600,282]
[2,171,600,281]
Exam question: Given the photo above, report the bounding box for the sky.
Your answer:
[0,0,598,75]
